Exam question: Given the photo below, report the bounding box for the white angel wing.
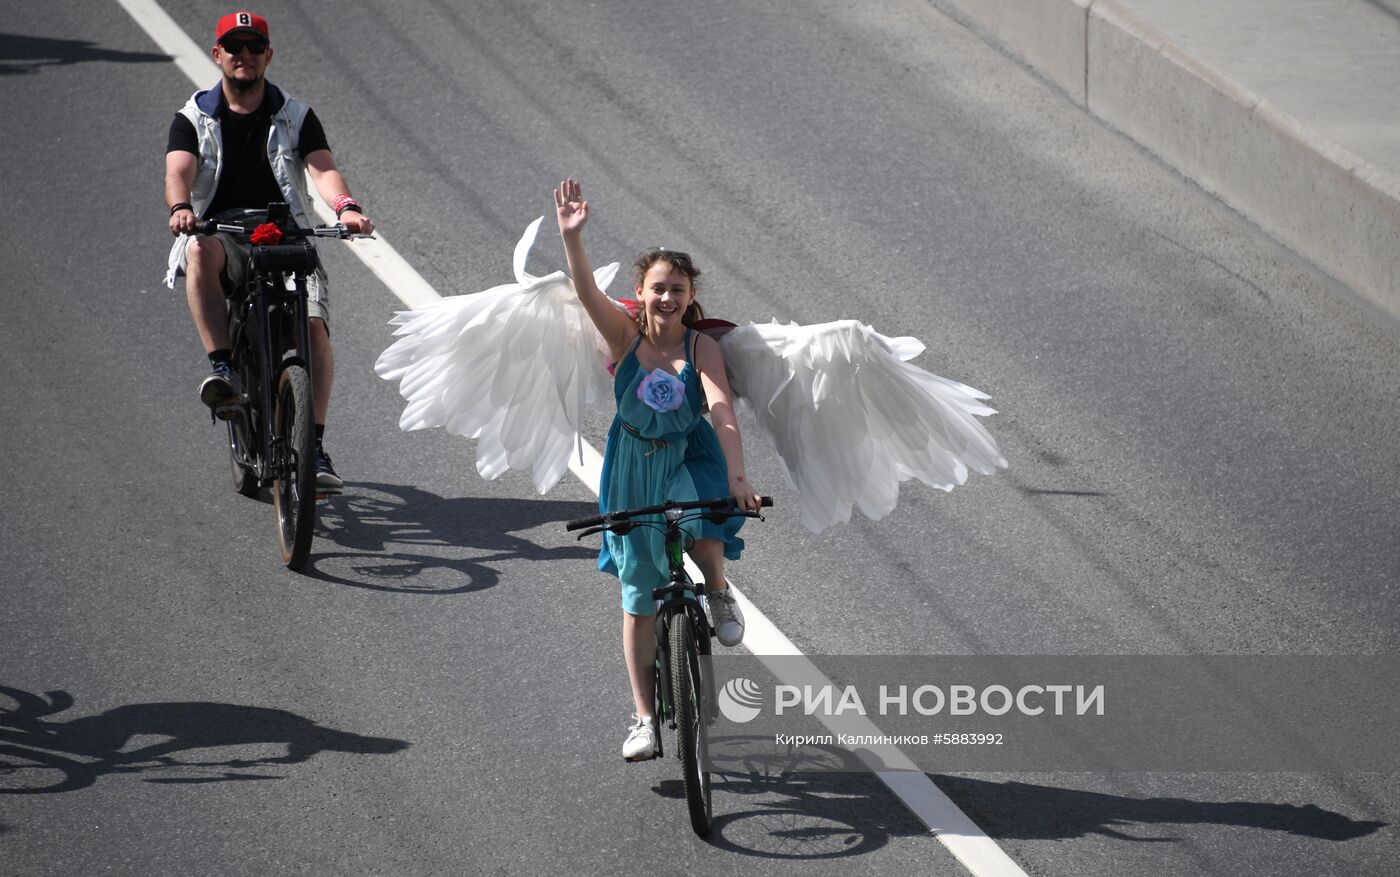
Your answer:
[374,217,619,494]
[718,319,1007,532]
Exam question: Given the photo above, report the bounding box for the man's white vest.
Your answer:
[165,83,316,288]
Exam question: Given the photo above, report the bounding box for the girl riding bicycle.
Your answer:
[553,178,762,762]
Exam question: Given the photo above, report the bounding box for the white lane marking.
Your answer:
[126,2,1026,873]
[117,0,215,88]
[304,198,442,310]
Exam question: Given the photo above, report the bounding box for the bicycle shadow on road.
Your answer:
[0,686,407,795]
[653,738,926,859]
[304,482,596,594]
[930,774,1387,842]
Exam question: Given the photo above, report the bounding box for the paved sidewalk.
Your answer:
[937,0,1400,323]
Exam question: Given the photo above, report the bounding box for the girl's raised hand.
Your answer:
[554,178,589,236]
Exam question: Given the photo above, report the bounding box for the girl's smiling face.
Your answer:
[636,261,695,332]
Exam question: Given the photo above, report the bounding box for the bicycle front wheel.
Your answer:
[272,365,315,569]
[670,613,713,837]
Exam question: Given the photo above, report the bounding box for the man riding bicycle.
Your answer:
[164,10,374,495]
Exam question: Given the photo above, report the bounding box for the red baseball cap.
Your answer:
[216,11,269,42]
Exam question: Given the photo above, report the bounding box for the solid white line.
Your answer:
[116,0,216,88]
[128,3,1026,873]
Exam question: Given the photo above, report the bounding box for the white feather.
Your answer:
[373,218,619,494]
[719,319,1007,532]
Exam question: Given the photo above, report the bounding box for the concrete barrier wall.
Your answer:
[934,0,1400,322]
[938,0,1092,104]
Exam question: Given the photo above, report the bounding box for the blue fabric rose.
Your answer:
[637,369,686,413]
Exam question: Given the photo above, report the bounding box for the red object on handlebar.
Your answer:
[250,223,284,245]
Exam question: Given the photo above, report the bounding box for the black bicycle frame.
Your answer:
[230,240,318,483]
[651,512,711,727]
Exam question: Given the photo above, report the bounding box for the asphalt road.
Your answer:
[2,1,1397,875]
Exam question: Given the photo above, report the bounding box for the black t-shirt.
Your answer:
[167,88,330,217]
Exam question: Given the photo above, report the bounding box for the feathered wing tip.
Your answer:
[373,218,619,494]
[720,319,1007,532]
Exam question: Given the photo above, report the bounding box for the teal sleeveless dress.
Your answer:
[598,330,745,615]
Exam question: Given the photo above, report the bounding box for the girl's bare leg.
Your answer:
[623,611,657,716]
[689,538,729,591]
[690,537,745,645]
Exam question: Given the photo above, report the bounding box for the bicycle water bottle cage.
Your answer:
[252,241,319,275]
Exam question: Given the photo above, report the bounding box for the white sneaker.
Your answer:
[622,714,658,762]
[707,587,745,647]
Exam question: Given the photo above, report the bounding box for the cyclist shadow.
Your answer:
[657,739,1387,858]
[653,739,923,859]
[929,774,1387,842]
[0,686,407,795]
[305,482,597,594]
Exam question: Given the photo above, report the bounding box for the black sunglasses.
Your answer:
[219,37,268,55]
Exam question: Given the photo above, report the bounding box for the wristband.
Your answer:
[331,194,361,218]
[170,202,193,216]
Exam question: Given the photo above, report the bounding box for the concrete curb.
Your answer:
[934,0,1400,322]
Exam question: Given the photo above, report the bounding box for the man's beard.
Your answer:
[225,71,263,95]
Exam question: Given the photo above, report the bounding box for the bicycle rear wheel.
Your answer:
[670,613,713,836]
[272,365,315,569]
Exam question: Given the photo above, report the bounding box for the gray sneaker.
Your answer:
[622,713,658,761]
[707,587,745,647]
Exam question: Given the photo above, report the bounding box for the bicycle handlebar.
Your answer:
[565,496,773,532]
[197,218,372,240]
